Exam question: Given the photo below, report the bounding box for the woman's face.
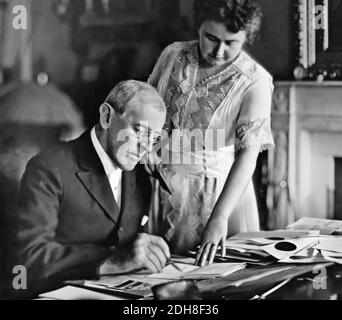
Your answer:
[198,20,247,67]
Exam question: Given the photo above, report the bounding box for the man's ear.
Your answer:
[99,103,114,130]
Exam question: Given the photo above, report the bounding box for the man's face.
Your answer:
[198,20,246,67]
[108,92,166,171]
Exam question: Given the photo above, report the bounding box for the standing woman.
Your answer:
[149,0,274,265]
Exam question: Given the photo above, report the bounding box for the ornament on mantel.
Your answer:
[53,0,116,20]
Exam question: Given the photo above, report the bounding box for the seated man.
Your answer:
[8,80,170,298]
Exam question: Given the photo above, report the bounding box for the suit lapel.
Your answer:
[77,171,120,223]
[74,131,120,223]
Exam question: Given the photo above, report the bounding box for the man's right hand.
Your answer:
[99,233,170,275]
[130,233,170,273]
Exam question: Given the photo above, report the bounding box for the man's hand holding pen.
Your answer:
[99,233,171,275]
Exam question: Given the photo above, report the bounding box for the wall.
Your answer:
[31,0,77,84]
[181,0,296,79]
[30,0,296,85]
[270,82,342,227]
[251,0,295,79]
[179,0,297,79]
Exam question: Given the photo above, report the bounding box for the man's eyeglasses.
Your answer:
[134,126,162,145]
[104,102,162,145]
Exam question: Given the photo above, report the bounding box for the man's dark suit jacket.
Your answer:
[8,131,152,297]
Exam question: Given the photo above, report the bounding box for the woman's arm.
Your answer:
[196,75,274,266]
[195,146,259,266]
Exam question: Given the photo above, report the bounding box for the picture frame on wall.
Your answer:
[294,0,342,80]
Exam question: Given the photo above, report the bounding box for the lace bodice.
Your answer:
[149,41,275,174]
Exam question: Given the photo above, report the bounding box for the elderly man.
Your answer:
[9,80,170,297]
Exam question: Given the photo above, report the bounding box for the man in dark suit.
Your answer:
[8,80,170,298]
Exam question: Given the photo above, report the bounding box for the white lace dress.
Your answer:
[148,41,275,254]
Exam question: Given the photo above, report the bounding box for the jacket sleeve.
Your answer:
[10,155,112,296]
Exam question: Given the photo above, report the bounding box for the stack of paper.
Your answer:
[218,241,275,266]
[79,257,245,298]
[182,262,246,279]
[315,237,342,264]
[287,217,342,235]
[83,275,168,298]
[215,230,321,265]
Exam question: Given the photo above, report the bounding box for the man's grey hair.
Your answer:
[104,80,166,115]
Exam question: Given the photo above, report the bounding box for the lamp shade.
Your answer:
[0,82,85,140]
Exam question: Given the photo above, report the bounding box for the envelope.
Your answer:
[262,238,319,260]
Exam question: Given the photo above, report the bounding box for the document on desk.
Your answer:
[315,237,342,253]
[279,248,327,264]
[229,230,318,245]
[83,275,168,298]
[263,237,319,260]
[147,259,246,280]
[314,237,342,264]
[222,230,322,265]
[39,285,129,300]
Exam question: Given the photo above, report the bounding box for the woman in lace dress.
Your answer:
[148,0,274,265]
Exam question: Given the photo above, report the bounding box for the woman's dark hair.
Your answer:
[194,0,263,44]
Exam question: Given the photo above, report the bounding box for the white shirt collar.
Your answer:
[90,126,122,178]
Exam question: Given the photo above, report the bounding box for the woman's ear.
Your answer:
[99,103,114,130]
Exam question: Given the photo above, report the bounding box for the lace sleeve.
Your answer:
[235,118,275,152]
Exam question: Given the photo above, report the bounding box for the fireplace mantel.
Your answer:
[268,81,342,229]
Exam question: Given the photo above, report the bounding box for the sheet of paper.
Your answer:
[225,241,265,251]
[147,263,198,280]
[280,248,327,264]
[171,257,197,265]
[321,250,342,265]
[84,275,169,298]
[181,263,246,279]
[39,285,128,300]
[314,238,342,253]
[87,275,137,288]
[147,262,246,280]
[320,250,342,258]
[84,257,198,293]
[287,217,342,235]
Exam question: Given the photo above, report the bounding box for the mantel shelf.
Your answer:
[276,81,342,87]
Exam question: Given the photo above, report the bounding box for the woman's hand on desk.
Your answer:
[195,216,227,267]
[99,233,171,275]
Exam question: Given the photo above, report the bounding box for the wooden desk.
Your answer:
[35,263,342,300]
[197,263,342,300]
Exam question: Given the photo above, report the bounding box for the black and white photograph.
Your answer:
[1,0,342,309]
